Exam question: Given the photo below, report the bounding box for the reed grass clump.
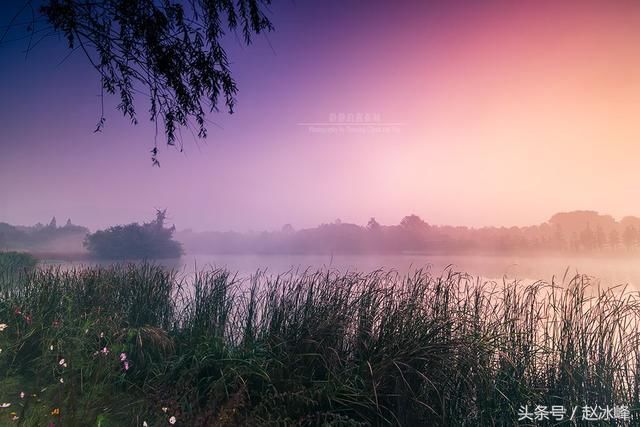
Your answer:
[0,263,639,425]
[0,252,36,282]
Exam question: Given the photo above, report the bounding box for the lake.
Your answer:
[41,253,640,289]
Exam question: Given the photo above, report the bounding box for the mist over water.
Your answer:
[26,209,640,291]
[40,253,640,292]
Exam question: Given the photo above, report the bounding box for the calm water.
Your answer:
[44,253,640,289]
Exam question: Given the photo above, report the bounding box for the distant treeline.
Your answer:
[177,210,640,255]
[0,217,88,253]
[4,210,640,257]
[0,212,182,260]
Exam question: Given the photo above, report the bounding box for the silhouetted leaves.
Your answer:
[39,0,273,163]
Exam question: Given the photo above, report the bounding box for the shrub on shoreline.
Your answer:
[84,210,183,260]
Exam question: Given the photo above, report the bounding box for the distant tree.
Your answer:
[553,224,566,251]
[548,211,617,250]
[397,214,429,252]
[367,217,381,231]
[281,224,294,234]
[609,229,620,250]
[579,224,595,251]
[531,237,540,250]
[6,0,274,165]
[48,216,57,229]
[570,232,580,252]
[84,210,182,259]
[65,218,72,227]
[400,214,428,232]
[622,225,638,251]
[620,216,640,231]
[595,225,606,250]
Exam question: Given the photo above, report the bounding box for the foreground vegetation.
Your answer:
[0,263,639,426]
[0,252,36,278]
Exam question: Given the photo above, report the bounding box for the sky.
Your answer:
[1,0,640,232]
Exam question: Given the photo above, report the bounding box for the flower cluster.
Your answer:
[14,307,31,324]
[0,322,149,424]
[0,323,6,354]
[120,352,129,371]
[160,407,178,425]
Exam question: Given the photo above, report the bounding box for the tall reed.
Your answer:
[0,264,638,425]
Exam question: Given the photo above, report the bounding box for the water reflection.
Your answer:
[40,253,640,290]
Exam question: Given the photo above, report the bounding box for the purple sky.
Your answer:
[2,1,640,232]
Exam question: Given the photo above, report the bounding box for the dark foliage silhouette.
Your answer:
[84,209,183,259]
[5,0,273,165]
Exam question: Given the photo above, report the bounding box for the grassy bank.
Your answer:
[0,264,639,426]
[0,252,37,279]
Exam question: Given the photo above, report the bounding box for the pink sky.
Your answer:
[1,1,640,231]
